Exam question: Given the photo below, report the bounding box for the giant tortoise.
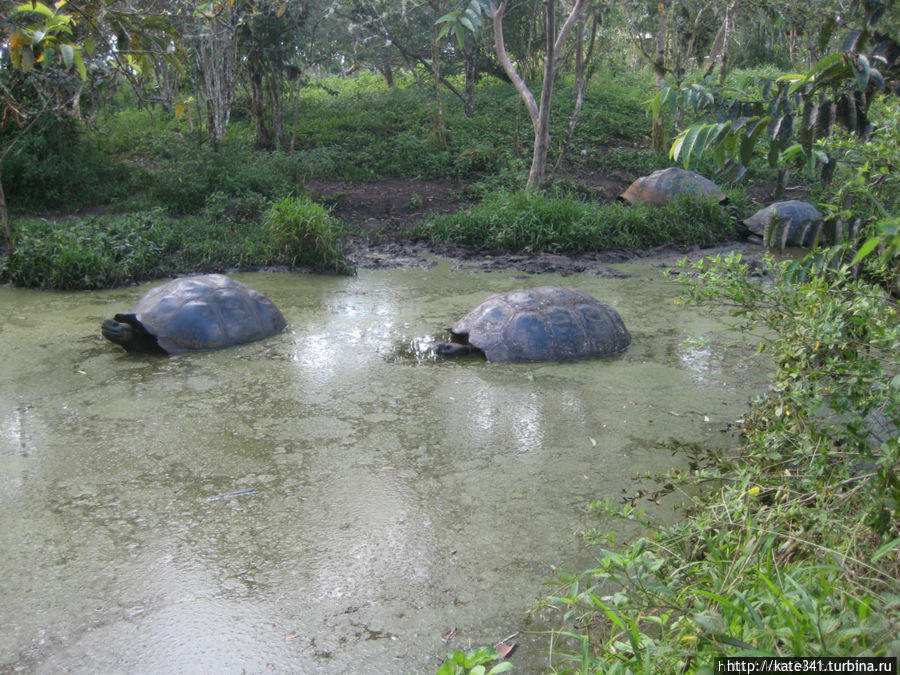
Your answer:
[435,286,631,363]
[741,200,825,249]
[101,274,286,354]
[620,167,727,206]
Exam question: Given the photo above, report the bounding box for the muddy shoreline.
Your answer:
[345,236,766,276]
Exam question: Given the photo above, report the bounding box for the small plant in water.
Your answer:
[435,646,513,675]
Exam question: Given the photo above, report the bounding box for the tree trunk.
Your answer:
[431,37,447,146]
[463,39,477,118]
[491,0,587,190]
[265,67,284,149]
[553,11,598,177]
[194,10,239,148]
[379,62,394,88]
[249,57,270,148]
[528,1,557,190]
[651,0,669,153]
[0,170,12,256]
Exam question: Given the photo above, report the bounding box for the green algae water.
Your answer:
[0,262,767,672]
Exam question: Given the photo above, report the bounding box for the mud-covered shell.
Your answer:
[620,167,727,206]
[123,274,286,354]
[742,200,824,248]
[448,286,631,363]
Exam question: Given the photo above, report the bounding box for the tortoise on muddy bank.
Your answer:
[436,286,631,363]
[101,274,286,354]
[740,200,825,249]
[620,167,727,206]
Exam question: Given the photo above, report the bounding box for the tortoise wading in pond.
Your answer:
[101,274,286,354]
[436,286,631,363]
[620,167,727,206]
[740,200,825,249]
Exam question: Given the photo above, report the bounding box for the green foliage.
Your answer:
[1,116,137,213]
[1,211,174,289]
[436,646,513,675]
[7,1,85,78]
[0,199,352,289]
[436,0,492,47]
[545,251,900,671]
[263,195,351,274]
[414,190,735,253]
[649,16,898,195]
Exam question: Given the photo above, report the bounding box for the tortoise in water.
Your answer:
[101,274,286,354]
[436,286,631,363]
[620,167,727,206]
[740,200,825,249]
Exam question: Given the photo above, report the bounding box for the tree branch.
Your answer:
[490,0,539,125]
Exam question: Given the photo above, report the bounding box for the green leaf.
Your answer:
[487,662,515,673]
[15,1,54,17]
[435,12,457,25]
[872,536,900,562]
[850,237,880,265]
[685,125,714,166]
[60,42,74,68]
[670,128,688,162]
[73,49,86,79]
[20,45,34,73]
[854,54,871,90]
[818,15,836,52]
[779,143,804,163]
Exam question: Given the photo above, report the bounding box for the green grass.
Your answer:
[413,189,736,253]
[1,195,351,289]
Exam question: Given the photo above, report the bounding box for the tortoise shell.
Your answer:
[741,200,825,248]
[105,274,285,354]
[620,167,727,206]
[447,286,631,363]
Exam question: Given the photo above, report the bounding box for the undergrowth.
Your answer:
[0,195,351,289]
[542,250,900,672]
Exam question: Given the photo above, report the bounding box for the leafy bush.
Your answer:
[263,195,352,274]
[414,190,735,253]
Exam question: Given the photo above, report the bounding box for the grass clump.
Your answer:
[263,195,352,274]
[542,250,900,671]
[414,190,735,253]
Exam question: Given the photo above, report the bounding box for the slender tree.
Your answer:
[440,0,588,189]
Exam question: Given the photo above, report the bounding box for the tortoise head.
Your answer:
[101,314,166,354]
[435,341,481,358]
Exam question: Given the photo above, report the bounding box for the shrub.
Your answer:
[1,211,170,289]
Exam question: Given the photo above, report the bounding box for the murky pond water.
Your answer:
[1,261,767,673]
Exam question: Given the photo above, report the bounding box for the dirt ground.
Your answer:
[304,176,768,275]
